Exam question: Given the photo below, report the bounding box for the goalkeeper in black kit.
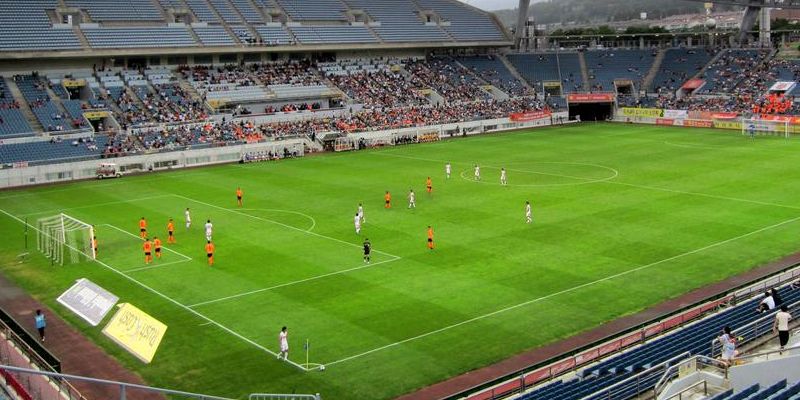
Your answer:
[363,239,371,263]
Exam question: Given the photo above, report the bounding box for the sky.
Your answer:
[462,0,522,11]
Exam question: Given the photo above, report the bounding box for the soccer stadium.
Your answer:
[4,0,800,399]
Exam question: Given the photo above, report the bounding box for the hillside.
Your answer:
[492,0,736,27]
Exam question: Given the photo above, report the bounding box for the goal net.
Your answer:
[37,214,95,265]
[741,118,790,138]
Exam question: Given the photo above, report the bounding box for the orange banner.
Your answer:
[567,93,615,103]
[509,110,552,122]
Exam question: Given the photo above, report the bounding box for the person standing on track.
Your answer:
[34,310,46,342]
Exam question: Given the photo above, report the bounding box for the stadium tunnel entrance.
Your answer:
[569,102,613,122]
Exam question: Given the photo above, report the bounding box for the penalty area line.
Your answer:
[188,256,401,308]
[324,214,800,367]
[101,223,193,261]
[0,208,311,372]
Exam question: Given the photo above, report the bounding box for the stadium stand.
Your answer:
[416,0,506,41]
[82,27,197,49]
[456,55,531,97]
[65,0,163,21]
[253,26,294,45]
[193,26,237,46]
[321,59,431,108]
[276,0,349,21]
[288,25,378,44]
[0,0,82,52]
[507,53,584,93]
[510,284,800,400]
[650,48,717,92]
[208,0,244,24]
[0,136,106,165]
[344,0,451,42]
[406,58,493,103]
[698,49,770,94]
[0,78,34,137]
[185,0,222,23]
[584,49,657,92]
[229,0,265,23]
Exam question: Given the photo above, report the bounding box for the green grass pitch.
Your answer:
[3,123,800,399]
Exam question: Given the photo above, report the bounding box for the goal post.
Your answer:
[36,214,95,266]
[741,118,790,138]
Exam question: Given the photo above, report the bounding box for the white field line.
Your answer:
[188,256,401,308]
[123,258,193,273]
[234,208,317,232]
[173,194,402,259]
[373,152,800,212]
[0,208,309,371]
[17,195,172,217]
[325,214,800,366]
[102,223,193,261]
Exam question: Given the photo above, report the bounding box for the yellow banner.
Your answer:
[543,81,562,88]
[713,120,742,130]
[83,111,109,119]
[62,78,86,88]
[102,303,167,364]
[621,108,664,118]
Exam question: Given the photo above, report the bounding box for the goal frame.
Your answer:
[741,118,790,139]
[37,213,95,265]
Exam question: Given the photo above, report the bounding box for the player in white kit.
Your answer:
[184,208,191,229]
[357,203,365,224]
[278,326,289,360]
[204,219,213,241]
[474,164,481,181]
[354,213,362,234]
[525,201,532,224]
[408,189,416,208]
[500,168,508,186]
[445,162,451,179]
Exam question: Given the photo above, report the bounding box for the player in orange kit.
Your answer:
[139,217,147,239]
[384,191,392,209]
[167,219,176,243]
[205,240,215,266]
[143,238,153,264]
[427,226,434,250]
[236,187,243,207]
[426,177,432,194]
[153,237,162,259]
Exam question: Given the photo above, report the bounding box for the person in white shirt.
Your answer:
[278,326,289,360]
[204,219,213,242]
[718,326,737,366]
[354,213,361,234]
[408,189,416,209]
[474,164,481,181]
[357,203,365,224]
[758,291,775,313]
[184,208,191,230]
[525,201,533,224]
[773,305,792,353]
[500,168,508,186]
[445,162,451,179]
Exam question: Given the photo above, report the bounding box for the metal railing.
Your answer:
[709,296,800,358]
[653,355,727,397]
[249,394,321,400]
[0,365,236,400]
[581,352,691,400]
[661,380,710,400]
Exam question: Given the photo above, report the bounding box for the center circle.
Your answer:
[459,162,618,187]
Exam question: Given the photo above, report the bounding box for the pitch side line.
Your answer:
[373,152,800,212]
[325,214,800,367]
[102,224,193,261]
[16,195,173,217]
[0,209,309,371]
[188,256,401,308]
[173,194,402,259]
